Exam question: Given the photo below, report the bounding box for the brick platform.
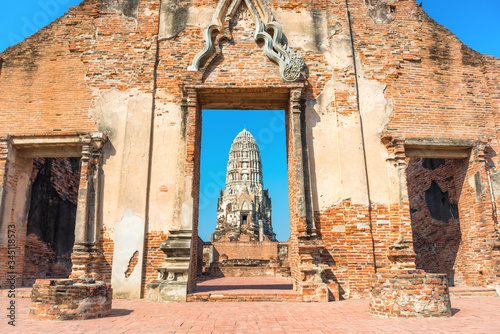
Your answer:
[449,286,499,298]
[369,269,452,318]
[29,278,112,321]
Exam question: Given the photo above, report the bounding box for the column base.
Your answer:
[146,229,192,302]
[30,278,112,321]
[70,243,102,279]
[146,279,188,303]
[369,269,452,318]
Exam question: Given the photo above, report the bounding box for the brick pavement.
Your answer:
[1,296,499,333]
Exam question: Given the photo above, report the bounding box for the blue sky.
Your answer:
[1,1,499,56]
[1,1,498,241]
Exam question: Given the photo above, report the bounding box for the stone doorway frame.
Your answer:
[387,136,499,286]
[0,133,106,287]
[149,83,322,302]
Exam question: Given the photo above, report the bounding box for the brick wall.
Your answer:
[140,231,168,296]
[209,239,280,261]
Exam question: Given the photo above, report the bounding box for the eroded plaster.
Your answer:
[111,208,145,299]
[357,77,394,205]
[90,88,153,228]
[273,9,329,53]
[306,85,343,211]
[91,88,153,298]
[149,97,184,231]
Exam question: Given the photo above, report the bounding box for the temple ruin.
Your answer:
[213,129,275,243]
[201,128,290,278]
[0,0,499,314]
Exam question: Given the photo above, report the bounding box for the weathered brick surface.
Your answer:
[369,269,452,318]
[207,239,282,262]
[140,231,168,296]
[22,234,72,286]
[406,158,467,285]
[208,265,290,278]
[29,278,112,321]
[405,152,500,288]
[31,158,81,205]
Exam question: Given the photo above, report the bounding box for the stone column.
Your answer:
[382,136,413,244]
[0,137,14,287]
[289,87,316,238]
[71,133,106,279]
[469,139,500,285]
[0,136,33,287]
[259,218,264,242]
[0,137,10,234]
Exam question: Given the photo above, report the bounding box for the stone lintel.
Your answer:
[405,138,474,159]
[11,136,83,158]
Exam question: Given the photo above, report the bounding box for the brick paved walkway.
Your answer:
[1,295,499,333]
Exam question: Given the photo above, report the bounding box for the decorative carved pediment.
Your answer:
[187,0,304,82]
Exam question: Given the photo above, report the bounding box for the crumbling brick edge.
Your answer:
[369,269,452,318]
[29,278,112,321]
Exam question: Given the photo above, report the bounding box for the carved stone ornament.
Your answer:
[300,265,326,283]
[146,229,191,302]
[187,0,304,82]
[387,235,416,269]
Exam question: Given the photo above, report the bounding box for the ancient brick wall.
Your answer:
[22,234,71,286]
[406,151,499,288]
[0,7,97,136]
[0,0,161,292]
[210,266,290,278]
[206,239,280,262]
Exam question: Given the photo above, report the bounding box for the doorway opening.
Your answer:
[22,157,81,286]
[195,108,293,299]
[406,157,468,286]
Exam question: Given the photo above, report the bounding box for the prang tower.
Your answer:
[212,129,276,242]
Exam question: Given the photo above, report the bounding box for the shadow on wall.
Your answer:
[406,157,468,286]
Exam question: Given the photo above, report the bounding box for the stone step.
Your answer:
[187,292,303,302]
[449,286,499,298]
